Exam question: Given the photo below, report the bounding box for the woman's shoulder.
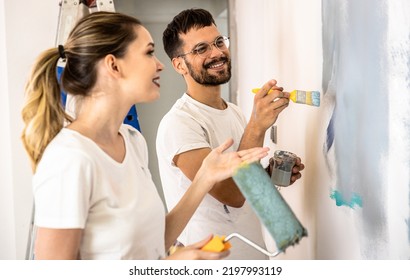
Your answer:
[120,123,145,143]
[37,129,96,170]
[120,123,147,148]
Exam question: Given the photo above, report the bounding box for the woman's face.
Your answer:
[118,25,164,103]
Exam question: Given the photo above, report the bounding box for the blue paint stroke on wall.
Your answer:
[322,0,410,259]
[330,190,363,209]
[322,0,391,258]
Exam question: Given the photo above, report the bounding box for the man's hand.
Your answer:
[267,156,305,185]
[249,79,290,135]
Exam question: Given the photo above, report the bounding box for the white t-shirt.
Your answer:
[33,124,166,259]
[156,93,267,259]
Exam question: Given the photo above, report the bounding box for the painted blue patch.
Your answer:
[330,190,363,209]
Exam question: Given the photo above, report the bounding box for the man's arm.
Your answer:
[174,80,290,208]
[239,80,289,150]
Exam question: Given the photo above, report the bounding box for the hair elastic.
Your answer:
[58,45,66,59]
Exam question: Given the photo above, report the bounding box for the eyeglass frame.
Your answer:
[176,35,230,58]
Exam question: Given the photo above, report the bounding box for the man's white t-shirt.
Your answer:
[33,124,166,259]
[156,93,267,259]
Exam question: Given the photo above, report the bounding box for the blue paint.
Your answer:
[330,190,363,209]
[311,91,321,107]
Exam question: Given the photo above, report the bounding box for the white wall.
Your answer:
[0,0,15,259]
[0,0,59,259]
[234,0,324,259]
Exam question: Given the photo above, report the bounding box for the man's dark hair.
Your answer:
[163,8,216,59]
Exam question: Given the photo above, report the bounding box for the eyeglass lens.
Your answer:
[194,36,229,58]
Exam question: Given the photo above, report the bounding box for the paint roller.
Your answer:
[202,162,307,256]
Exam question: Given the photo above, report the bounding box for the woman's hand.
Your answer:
[196,138,269,186]
[164,140,268,249]
[165,235,230,260]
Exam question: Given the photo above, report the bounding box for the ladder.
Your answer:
[56,0,141,131]
[25,0,140,259]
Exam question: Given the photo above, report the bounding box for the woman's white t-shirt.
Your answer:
[33,124,166,259]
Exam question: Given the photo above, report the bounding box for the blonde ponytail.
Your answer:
[21,48,72,172]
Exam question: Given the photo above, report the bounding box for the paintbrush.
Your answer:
[252,88,320,107]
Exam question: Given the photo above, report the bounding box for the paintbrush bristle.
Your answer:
[309,91,321,107]
[291,90,321,107]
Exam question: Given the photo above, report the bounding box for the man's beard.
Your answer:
[185,56,231,86]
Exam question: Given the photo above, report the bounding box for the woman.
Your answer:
[21,11,268,260]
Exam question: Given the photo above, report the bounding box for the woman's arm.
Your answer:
[34,227,83,259]
[164,138,269,250]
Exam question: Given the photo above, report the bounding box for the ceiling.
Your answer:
[115,0,228,23]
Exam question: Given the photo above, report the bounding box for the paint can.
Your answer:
[271,150,297,187]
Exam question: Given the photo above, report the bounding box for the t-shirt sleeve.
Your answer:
[157,111,211,165]
[33,147,94,229]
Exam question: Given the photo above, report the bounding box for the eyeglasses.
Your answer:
[177,36,230,58]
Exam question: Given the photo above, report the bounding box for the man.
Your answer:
[157,8,304,259]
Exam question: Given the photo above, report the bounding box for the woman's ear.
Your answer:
[104,54,120,77]
[172,57,187,75]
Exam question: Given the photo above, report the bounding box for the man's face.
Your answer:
[179,25,231,86]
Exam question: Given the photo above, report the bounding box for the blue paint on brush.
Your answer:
[310,91,321,107]
[330,190,363,209]
[290,90,320,107]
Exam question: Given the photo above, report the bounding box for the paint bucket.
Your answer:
[271,150,297,186]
